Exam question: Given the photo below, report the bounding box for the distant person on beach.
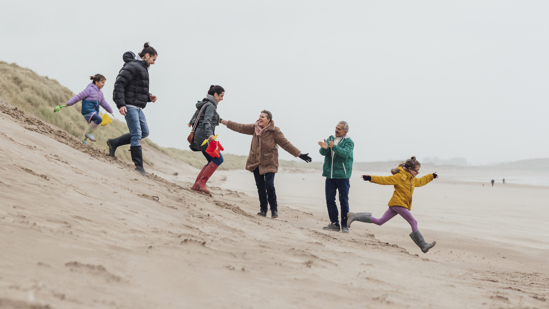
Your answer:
[491,179,495,187]
[348,157,438,253]
[108,43,158,177]
[319,121,354,233]
[66,74,114,144]
[188,85,225,194]
[221,111,312,218]
[503,178,505,184]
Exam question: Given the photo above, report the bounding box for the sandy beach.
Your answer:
[1,98,548,308]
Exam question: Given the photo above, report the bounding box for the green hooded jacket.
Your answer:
[319,135,354,179]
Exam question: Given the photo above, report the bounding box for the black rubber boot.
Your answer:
[107,133,131,157]
[347,212,372,228]
[271,210,278,219]
[130,146,148,177]
[410,230,436,253]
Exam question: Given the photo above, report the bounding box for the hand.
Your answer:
[329,140,334,149]
[119,106,127,116]
[318,139,328,149]
[208,135,215,141]
[221,119,229,126]
[299,153,312,163]
[187,123,192,127]
[150,94,157,103]
[433,172,438,179]
[362,175,371,181]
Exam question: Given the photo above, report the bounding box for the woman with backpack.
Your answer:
[188,85,225,194]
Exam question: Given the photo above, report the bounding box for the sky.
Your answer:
[1,0,548,165]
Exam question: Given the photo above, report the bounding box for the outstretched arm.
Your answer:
[275,128,301,157]
[369,174,403,185]
[227,120,255,135]
[67,88,90,106]
[414,173,435,187]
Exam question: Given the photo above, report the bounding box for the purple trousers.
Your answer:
[371,206,418,232]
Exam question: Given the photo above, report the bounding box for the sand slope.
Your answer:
[1,98,548,309]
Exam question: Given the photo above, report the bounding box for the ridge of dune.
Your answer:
[1,97,549,308]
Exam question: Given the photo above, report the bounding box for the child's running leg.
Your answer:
[82,114,102,143]
[371,207,398,226]
[391,206,418,232]
[393,207,435,253]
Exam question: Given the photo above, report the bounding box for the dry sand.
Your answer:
[1,98,548,309]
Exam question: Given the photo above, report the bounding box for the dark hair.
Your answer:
[138,42,158,58]
[391,156,421,175]
[90,74,106,84]
[261,110,273,121]
[207,85,225,96]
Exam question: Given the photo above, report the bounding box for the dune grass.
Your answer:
[0,61,320,171]
[0,61,144,162]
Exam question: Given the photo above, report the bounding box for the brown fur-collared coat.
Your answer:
[227,120,301,175]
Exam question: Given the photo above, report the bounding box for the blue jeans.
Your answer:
[253,168,276,212]
[125,107,149,147]
[201,150,224,166]
[325,178,350,227]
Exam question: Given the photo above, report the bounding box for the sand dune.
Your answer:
[1,98,548,308]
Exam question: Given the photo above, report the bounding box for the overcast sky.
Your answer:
[1,0,548,165]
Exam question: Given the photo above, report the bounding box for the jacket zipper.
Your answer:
[330,147,334,179]
[409,178,413,205]
[330,137,347,178]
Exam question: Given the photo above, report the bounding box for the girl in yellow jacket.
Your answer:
[347,157,438,253]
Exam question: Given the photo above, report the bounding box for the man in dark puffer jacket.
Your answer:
[107,42,158,177]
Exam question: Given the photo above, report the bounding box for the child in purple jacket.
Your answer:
[66,74,114,144]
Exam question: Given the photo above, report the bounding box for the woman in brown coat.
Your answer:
[221,110,312,218]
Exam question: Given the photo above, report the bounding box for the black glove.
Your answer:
[433,173,438,179]
[362,175,371,181]
[299,153,312,163]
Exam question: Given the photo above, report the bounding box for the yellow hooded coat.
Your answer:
[370,166,434,211]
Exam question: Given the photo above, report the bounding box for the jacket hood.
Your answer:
[264,120,276,131]
[392,166,414,179]
[123,51,137,63]
[196,97,218,110]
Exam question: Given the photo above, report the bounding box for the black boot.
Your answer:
[107,133,131,157]
[130,146,148,177]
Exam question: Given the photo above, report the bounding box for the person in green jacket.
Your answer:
[318,121,354,233]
